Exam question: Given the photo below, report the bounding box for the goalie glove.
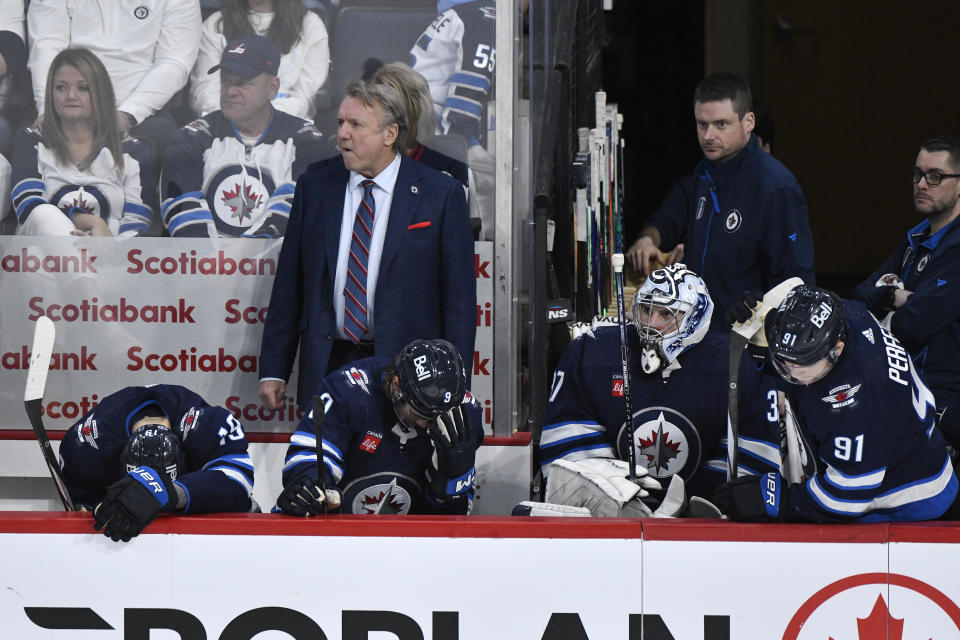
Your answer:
[426,405,479,502]
[725,290,763,326]
[545,458,667,517]
[93,466,179,542]
[276,474,342,516]
[712,472,783,522]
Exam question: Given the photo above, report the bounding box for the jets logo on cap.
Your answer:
[228,43,246,56]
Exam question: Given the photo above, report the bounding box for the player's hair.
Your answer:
[694,72,753,119]
[43,48,124,171]
[920,136,960,172]
[343,78,409,154]
[217,0,308,54]
[370,62,435,151]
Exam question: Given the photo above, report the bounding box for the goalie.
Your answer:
[531,265,782,517]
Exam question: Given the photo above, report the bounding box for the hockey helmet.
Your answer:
[392,339,466,420]
[121,425,186,481]
[766,284,846,385]
[632,263,713,373]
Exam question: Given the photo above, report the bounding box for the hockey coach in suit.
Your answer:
[259,78,476,410]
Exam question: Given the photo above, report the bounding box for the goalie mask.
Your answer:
[121,425,186,482]
[766,284,846,385]
[392,339,466,424]
[632,263,713,374]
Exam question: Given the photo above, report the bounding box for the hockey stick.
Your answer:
[23,316,75,511]
[611,253,638,483]
[726,277,805,481]
[312,394,329,515]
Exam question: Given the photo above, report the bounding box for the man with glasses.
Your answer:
[853,136,960,448]
[275,339,483,516]
[625,72,814,324]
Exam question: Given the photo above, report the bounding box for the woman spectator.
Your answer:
[10,48,157,236]
[190,0,330,121]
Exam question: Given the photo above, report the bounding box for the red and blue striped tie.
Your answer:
[344,180,375,343]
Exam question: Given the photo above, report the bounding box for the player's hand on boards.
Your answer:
[426,405,478,500]
[277,474,341,516]
[93,466,176,542]
[725,290,764,327]
[712,473,780,522]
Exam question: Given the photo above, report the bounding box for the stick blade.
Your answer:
[24,316,55,402]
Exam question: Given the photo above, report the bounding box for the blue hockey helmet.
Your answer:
[766,284,846,385]
[121,425,185,481]
[392,339,466,420]
[632,263,713,373]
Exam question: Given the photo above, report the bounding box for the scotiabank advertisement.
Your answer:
[1,518,959,639]
[0,237,495,433]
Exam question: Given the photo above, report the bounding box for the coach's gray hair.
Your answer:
[371,62,435,150]
[344,78,409,154]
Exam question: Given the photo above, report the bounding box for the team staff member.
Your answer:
[853,137,960,432]
[60,384,256,542]
[625,72,814,323]
[276,339,483,515]
[258,78,475,411]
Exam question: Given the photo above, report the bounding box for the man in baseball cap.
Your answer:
[208,34,281,78]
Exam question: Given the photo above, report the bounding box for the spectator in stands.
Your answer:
[370,61,468,191]
[624,72,815,324]
[0,0,30,159]
[27,0,202,162]
[10,48,157,236]
[60,384,256,542]
[161,35,327,238]
[190,0,330,122]
[258,78,476,412]
[275,339,483,516]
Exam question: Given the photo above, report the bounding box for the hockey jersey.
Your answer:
[541,325,782,499]
[281,357,484,515]
[160,108,327,238]
[410,1,495,147]
[11,126,157,234]
[59,385,255,514]
[776,301,957,522]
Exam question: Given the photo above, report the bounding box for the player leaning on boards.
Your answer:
[60,385,256,542]
[714,284,959,522]
[276,339,483,516]
[533,264,782,517]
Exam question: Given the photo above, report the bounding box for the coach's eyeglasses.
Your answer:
[912,168,960,185]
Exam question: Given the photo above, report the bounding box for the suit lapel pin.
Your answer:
[410,185,419,194]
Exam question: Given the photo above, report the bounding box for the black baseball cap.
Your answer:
[208,35,280,78]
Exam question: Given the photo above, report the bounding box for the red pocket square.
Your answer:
[408,221,431,230]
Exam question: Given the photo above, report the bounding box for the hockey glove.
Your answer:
[426,405,479,502]
[725,290,763,326]
[93,466,178,542]
[712,472,783,522]
[545,458,663,517]
[276,474,342,516]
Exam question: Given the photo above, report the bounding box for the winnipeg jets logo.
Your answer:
[343,367,370,394]
[822,383,862,408]
[78,416,99,449]
[862,328,875,344]
[179,407,201,440]
[621,407,701,480]
[347,478,413,514]
[228,43,246,56]
[220,182,263,224]
[724,209,742,232]
[480,7,496,19]
[53,184,108,219]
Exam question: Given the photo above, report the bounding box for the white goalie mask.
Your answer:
[632,264,713,374]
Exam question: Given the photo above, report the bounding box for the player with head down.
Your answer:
[533,264,782,517]
[276,339,483,515]
[714,284,959,522]
[59,385,256,542]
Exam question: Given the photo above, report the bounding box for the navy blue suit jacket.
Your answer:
[259,154,477,407]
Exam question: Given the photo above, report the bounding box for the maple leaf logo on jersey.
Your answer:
[360,480,406,514]
[828,595,903,640]
[59,192,95,215]
[638,417,682,475]
[822,383,861,409]
[220,183,262,224]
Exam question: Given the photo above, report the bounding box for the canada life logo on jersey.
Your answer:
[358,431,382,453]
[620,406,701,479]
[782,573,960,639]
[611,375,624,397]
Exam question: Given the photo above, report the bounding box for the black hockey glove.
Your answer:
[277,474,342,516]
[725,290,763,327]
[426,405,479,502]
[864,285,898,317]
[712,472,783,522]
[93,466,178,542]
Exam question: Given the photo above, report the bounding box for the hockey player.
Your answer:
[538,264,782,513]
[714,284,959,522]
[276,339,483,516]
[60,385,256,542]
[161,35,328,238]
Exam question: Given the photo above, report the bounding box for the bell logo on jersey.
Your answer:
[414,354,431,380]
[821,383,862,409]
[359,431,382,453]
[611,375,624,397]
